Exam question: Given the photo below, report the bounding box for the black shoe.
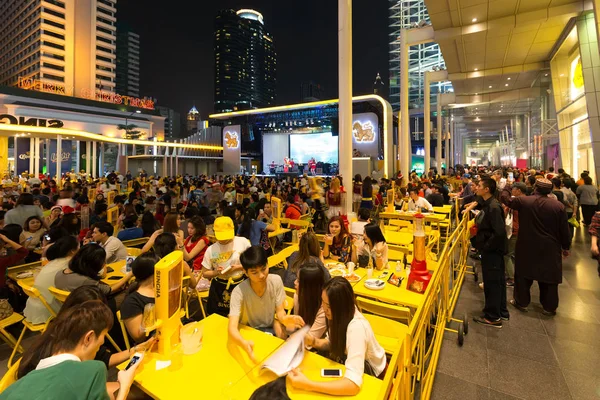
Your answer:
[509,299,528,312]
[500,315,510,321]
[541,309,556,316]
[473,316,502,328]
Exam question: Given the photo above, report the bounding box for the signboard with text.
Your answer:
[48,140,72,177]
[223,125,241,174]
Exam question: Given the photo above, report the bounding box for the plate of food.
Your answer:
[326,262,345,270]
[344,273,361,283]
[329,268,346,278]
[364,279,386,290]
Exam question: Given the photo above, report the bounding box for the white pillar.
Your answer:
[92,141,97,178]
[338,0,353,215]
[29,138,34,174]
[45,139,50,176]
[86,141,91,176]
[400,29,410,178]
[445,116,450,172]
[75,141,80,173]
[436,94,442,171]
[34,138,40,176]
[450,118,454,168]
[56,135,62,187]
[424,72,431,172]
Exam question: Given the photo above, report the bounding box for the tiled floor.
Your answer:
[431,226,600,400]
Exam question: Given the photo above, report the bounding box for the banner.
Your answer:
[223,125,241,174]
[48,140,72,178]
[0,137,8,176]
[352,112,379,159]
[79,142,87,172]
[16,137,31,175]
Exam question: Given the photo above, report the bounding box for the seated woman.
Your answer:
[8,300,138,400]
[355,223,388,270]
[237,208,276,255]
[23,236,79,324]
[288,277,386,396]
[293,262,328,339]
[54,244,133,298]
[119,255,158,344]
[20,216,46,252]
[153,233,197,288]
[322,216,352,263]
[283,232,330,289]
[182,216,210,272]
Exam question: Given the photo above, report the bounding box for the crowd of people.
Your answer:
[0,164,597,397]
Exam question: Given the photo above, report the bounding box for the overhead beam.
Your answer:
[450,87,540,106]
[447,63,544,81]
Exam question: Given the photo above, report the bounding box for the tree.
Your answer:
[117,123,143,140]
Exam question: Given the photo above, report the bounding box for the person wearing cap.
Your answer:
[45,205,63,228]
[201,216,251,316]
[500,178,571,316]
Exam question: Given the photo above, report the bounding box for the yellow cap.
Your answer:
[214,216,235,241]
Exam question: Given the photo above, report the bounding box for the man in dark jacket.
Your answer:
[426,185,445,207]
[500,178,571,316]
[466,177,509,328]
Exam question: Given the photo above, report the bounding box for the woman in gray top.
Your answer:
[4,193,44,227]
[576,175,598,225]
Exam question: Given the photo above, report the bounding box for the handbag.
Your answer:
[0,298,14,320]
[505,210,513,239]
[568,217,580,228]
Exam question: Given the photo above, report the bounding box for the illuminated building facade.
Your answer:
[116,23,140,97]
[214,9,277,113]
[388,0,450,111]
[0,0,118,95]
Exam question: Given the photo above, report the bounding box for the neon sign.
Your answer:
[0,114,64,128]
[224,130,239,149]
[352,120,375,142]
[17,77,155,110]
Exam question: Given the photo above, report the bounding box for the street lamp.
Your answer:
[125,110,142,132]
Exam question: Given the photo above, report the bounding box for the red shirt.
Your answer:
[285,204,302,220]
[184,235,210,271]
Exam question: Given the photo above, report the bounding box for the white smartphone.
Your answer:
[321,368,343,378]
[508,172,514,180]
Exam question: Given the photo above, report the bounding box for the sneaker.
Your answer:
[473,316,502,328]
[541,309,556,316]
[506,279,514,287]
[500,315,510,321]
[509,299,528,312]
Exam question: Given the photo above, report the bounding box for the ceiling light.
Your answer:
[489,85,492,88]
[505,83,509,86]
[476,129,480,132]
[545,73,548,77]
[560,74,565,77]
[472,18,478,23]
[474,68,478,71]
[507,77,511,80]
[498,110,502,113]
[475,93,478,95]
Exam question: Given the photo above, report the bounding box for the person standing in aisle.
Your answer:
[503,182,526,287]
[500,178,571,316]
[465,177,509,328]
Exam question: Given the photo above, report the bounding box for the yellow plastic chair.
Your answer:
[126,247,143,257]
[196,290,209,319]
[388,244,410,262]
[116,310,131,351]
[355,296,411,355]
[389,219,411,228]
[0,313,25,355]
[385,231,413,247]
[267,244,298,269]
[0,359,20,394]
[283,287,296,315]
[9,281,57,367]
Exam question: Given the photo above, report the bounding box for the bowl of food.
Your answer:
[344,273,361,283]
[329,268,346,278]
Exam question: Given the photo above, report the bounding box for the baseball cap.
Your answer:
[214,216,235,241]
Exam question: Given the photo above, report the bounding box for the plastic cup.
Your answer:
[180,322,203,355]
[367,267,373,279]
[347,262,355,275]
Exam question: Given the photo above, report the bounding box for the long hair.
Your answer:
[127,254,158,294]
[153,232,177,258]
[23,216,43,233]
[187,215,206,242]
[57,213,81,236]
[141,211,160,237]
[46,235,78,261]
[364,223,386,247]
[163,211,179,234]
[15,193,34,206]
[328,216,349,247]
[69,244,106,280]
[297,263,325,326]
[290,232,321,274]
[17,300,113,378]
[324,277,356,362]
[238,208,256,241]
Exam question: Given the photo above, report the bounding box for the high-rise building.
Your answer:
[187,106,200,134]
[0,0,117,95]
[156,106,181,139]
[116,22,140,97]
[373,73,385,97]
[388,0,451,111]
[300,81,324,102]
[214,9,276,113]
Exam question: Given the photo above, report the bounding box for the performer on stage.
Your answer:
[283,157,290,173]
[269,160,276,174]
[308,158,317,175]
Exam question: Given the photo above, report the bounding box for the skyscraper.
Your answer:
[388,0,451,111]
[373,73,385,97]
[156,106,181,139]
[0,0,117,95]
[187,106,200,134]
[116,22,140,97]
[213,9,276,113]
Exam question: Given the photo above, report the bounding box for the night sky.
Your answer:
[117,0,389,121]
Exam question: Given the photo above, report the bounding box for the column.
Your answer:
[450,118,454,168]
[75,141,80,173]
[34,138,40,176]
[436,94,442,171]
[338,0,353,215]
[45,139,50,176]
[86,141,91,176]
[92,141,97,178]
[56,135,62,187]
[29,138,34,174]
[445,115,450,172]
[424,72,431,171]
[400,29,410,179]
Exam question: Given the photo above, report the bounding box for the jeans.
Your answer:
[481,251,509,321]
[503,235,517,280]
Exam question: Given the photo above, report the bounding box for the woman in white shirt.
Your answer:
[359,223,388,270]
[288,277,386,396]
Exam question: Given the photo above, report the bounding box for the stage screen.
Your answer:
[290,132,338,164]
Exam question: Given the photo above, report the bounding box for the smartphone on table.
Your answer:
[321,368,343,378]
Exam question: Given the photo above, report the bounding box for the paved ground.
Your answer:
[431,225,600,400]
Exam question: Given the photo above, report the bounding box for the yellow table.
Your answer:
[121,314,283,399]
[384,231,413,246]
[352,263,438,310]
[224,345,382,400]
[8,260,127,287]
